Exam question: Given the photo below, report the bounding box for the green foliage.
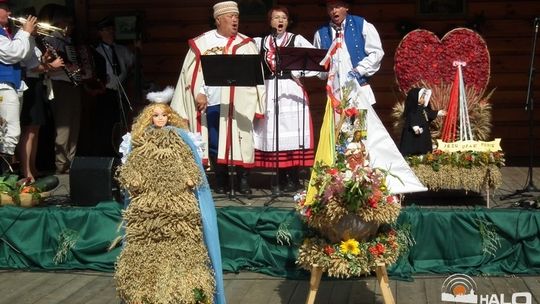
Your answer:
[193,288,209,304]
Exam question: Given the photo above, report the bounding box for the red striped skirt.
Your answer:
[254,149,315,168]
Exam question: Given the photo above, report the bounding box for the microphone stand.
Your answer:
[501,17,539,201]
[272,29,282,193]
[265,29,288,206]
[300,72,307,187]
[100,43,133,151]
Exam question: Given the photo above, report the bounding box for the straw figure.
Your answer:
[114,87,226,304]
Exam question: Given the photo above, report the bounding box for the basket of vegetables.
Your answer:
[0,175,58,207]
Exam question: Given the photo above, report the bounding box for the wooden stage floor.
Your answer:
[0,270,539,304]
[0,166,538,303]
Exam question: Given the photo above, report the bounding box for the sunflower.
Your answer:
[339,239,360,255]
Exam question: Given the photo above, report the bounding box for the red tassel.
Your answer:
[441,68,460,142]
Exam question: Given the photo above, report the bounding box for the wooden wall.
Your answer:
[77,0,540,166]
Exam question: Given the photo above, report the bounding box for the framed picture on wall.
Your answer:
[114,14,142,41]
[418,0,466,16]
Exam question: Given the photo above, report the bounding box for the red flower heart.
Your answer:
[394,28,490,94]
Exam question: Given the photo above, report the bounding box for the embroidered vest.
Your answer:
[260,34,297,80]
[0,27,22,89]
[317,15,368,84]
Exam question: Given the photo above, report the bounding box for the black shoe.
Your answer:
[283,181,300,193]
[271,185,282,196]
[237,177,252,195]
[214,186,228,194]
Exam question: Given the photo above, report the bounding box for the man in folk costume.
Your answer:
[171,1,265,195]
[313,0,426,194]
[0,1,36,162]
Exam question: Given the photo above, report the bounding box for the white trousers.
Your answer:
[0,87,22,155]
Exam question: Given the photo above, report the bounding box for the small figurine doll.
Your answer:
[345,130,370,170]
[399,88,446,156]
[115,87,225,304]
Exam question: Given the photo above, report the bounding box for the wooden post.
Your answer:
[375,263,395,304]
[305,264,323,304]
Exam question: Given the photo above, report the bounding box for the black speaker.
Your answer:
[69,156,120,206]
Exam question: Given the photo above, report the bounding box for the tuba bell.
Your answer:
[8,16,67,37]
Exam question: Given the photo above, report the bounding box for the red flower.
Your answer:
[326,168,339,175]
[369,243,386,256]
[386,195,394,204]
[433,149,443,155]
[305,207,312,219]
[344,107,358,117]
[324,245,335,256]
[395,28,490,94]
[368,196,378,208]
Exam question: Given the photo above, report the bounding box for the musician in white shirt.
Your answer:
[0,0,36,159]
[93,16,135,157]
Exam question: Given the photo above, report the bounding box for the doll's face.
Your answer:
[418,92,426,106]
[152,107,169,128]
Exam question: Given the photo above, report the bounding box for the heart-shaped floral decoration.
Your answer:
[394,28,490,94]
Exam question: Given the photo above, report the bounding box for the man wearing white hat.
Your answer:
[171,1,265,196]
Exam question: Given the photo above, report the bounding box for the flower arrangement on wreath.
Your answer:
[406,149,505,171]
[295,82,413,278]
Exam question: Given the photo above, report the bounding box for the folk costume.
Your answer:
[0,21,32,156]
[93,16,135,157]
[253,32,316,188]
[116,88,226,304]
[314,14,427,194]
[171,30,265,168]
[314,14,383,99]
[399,88,439,156]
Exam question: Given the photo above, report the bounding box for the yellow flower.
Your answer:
[303,200,314,206]
[340,239,360,255]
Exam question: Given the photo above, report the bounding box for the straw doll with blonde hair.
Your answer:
[114,86,226,304]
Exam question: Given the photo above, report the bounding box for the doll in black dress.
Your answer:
[399,88,446,156]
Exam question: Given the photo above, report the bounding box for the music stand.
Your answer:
[201,55,264,203]
[263,47,328,206]
[279,47,328,73]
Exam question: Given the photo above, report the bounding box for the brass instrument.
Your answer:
[37,36,81,86]
[8,16,67,37]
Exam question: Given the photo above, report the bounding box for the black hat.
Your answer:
[96,16,114,30]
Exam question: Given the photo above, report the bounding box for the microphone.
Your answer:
[271,24,284,36]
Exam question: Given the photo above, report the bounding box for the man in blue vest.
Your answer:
[0,0,36,161]
[313,0,384,105]
[313,0,428,194]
